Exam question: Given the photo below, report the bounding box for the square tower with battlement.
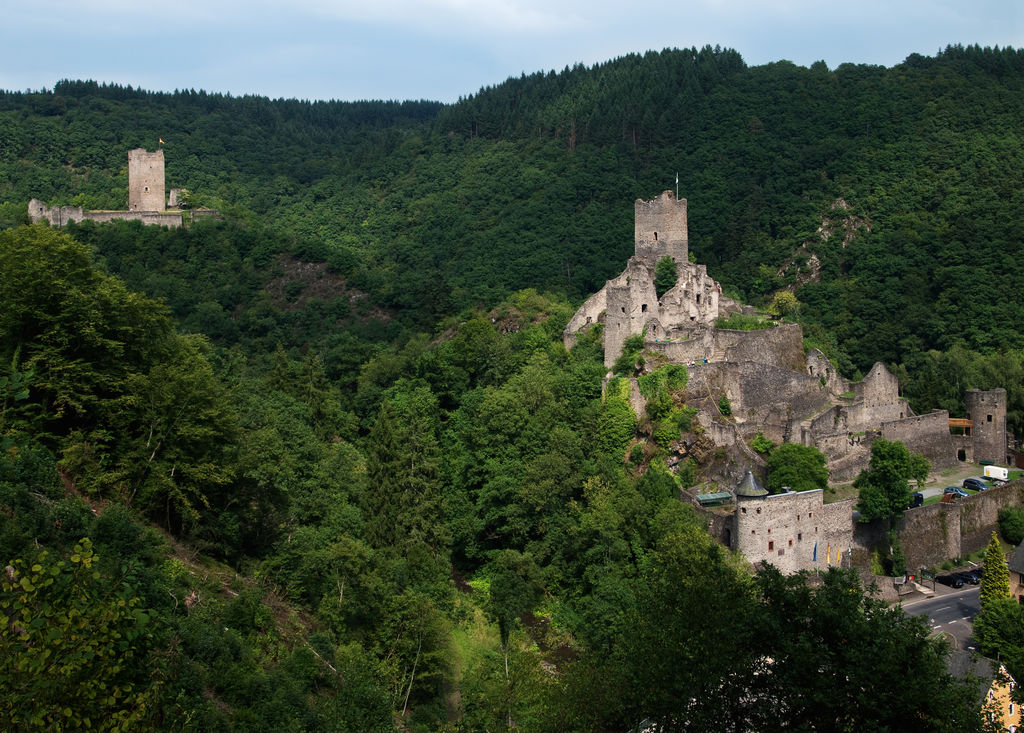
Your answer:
[634,190,688,268]
[128,148,165,212]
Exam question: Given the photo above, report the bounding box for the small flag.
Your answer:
[813,541,818,563]
[826,544,831,565]
[159,138,165,144]
[836,546,842,564]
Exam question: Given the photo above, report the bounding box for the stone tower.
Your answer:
[128,148,165,212]
[633,191,688,268]
[965,388,1008,465]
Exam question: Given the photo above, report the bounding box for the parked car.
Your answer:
[965,567,984,583]
[955,571,980,585]
[963,478,990,492]
[936,574,964,588]
[908,491,924,508]
[944,485,970,498]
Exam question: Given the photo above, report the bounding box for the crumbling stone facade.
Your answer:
[965,389,1009,464]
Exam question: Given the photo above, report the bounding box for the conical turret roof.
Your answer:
[735,470,768,497]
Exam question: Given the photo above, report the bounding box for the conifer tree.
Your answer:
[981,531,1010,609]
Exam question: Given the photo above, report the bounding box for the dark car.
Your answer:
[908,491,924,508]
[964,567,984,583]
[944,485,970,498]
[936,574,964,588]
[963,478,990,492]
[955,571,980,585]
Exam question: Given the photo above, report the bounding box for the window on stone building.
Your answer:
[756,507,761,514]
[988,414,993,422]
[768,541,774,551]
[797,533,802,541]
[741,507,747,514]
[653,232,658,241]
[696,294,701,304]
[767,528,771,534]
[641,304,647,313]
[808,512,813,518]
[788,539,793,547]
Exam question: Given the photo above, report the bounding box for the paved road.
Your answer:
[901,584,981,650]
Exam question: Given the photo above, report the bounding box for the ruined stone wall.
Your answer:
[128,148,165,212]
[805,349,844,394]
[720,323,805,371]
[603,260,657,368]
[657,263,720,332]
[881,410,958,471]
[851,481,1024,571]
[734,490,853,573]
[633,191,687,268]
[562,286,606,350]
[28,199,182,228]
[967,389,1008,465]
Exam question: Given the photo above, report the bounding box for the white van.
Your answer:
[984,465,1009,481]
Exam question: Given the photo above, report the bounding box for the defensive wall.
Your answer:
[701,480,1024,575]
[881,410,958,472]
[29,199,183,228]
[852,479,1024,571]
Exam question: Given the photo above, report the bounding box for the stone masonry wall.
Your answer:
[562,286,606,350]
[881,410,958,472]
[852,480,1024,571]
[966,388,1008,465]
[633,191,687,268]
[734,490,853,574]
[28,199,182,228]
[128,148,165,212]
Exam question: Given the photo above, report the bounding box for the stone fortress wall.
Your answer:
[734,490,854,574]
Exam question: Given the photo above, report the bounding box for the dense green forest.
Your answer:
[1,44,1022,730]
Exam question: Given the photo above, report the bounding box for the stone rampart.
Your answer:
[28,199,182,228]
[881,410,958,472]
[852,480,1024,571]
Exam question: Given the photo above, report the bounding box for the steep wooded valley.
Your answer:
[1,44,1023,730]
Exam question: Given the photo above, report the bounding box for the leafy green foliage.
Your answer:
[855,438,929,524]
[765,442,828,494]
[653,255,677,298]
[980,531,1010,609]
[999,507,1024,546]
[0,539,161,731]
[715,313,775,331]
[751,432,775,454]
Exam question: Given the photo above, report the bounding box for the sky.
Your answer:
[2,1,1021,103]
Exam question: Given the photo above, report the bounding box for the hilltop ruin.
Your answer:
[563,191,1008,485]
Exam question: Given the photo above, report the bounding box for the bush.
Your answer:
[999,507,1024,545]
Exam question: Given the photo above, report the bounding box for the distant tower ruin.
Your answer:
[128,148,165,212]
[633,191,688,268]
[965,388,1008,464]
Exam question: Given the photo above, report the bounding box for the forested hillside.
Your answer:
[1,44,1022,730]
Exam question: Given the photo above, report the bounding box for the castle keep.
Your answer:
[565,191,1011,573]
[28,148,207,228]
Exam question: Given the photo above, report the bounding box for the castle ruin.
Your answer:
[565,191,1012,572]
[29,148,210,228]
